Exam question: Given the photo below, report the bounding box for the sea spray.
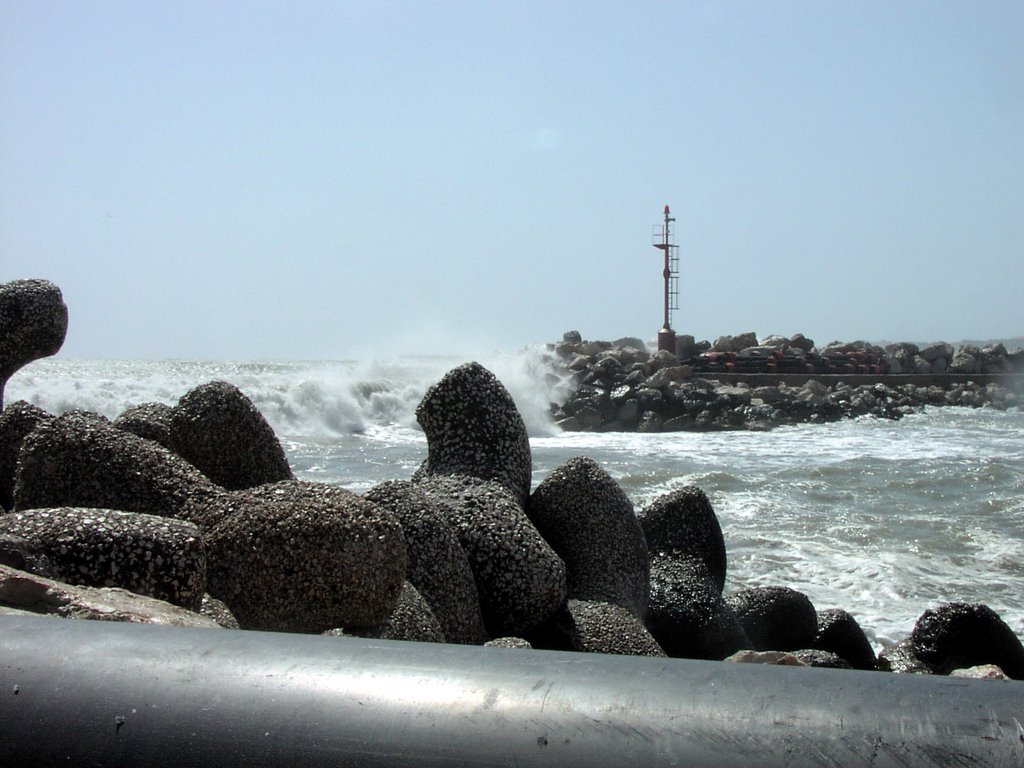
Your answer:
[5,346,573,439]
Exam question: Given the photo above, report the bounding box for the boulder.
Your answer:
[200,593,240,629]
[14,411,222,516]
[528,456,649,617]
[637,409,664,433]
[329,581,445,643]
[813,608,877,670]
[646,555,749,660]
[113,402,175,450]
[417,475,565,637]
[168,381,293,490]
[0,507,206,610]
[526,599,666,657]
[759,335,790,348]
[0,279,69,409]
[413,362,532,506]
[16,415,408,634]
[612,336,647,352]
[919,342,954,363]
[646,365,693,389]
[726,586,818,652]
[364,480,487,644]
[484,636,533,650]
[0,563,220,627]
[0,532,53,577]
[0,400,52,511]
[724,650,806,666]
[579,341,612,357]
[644,349,679,375]
[566,353,591,372]
[790,649,853,669]
[877,638,931,675]
[788,334,815,352]
[909,602,1024,679]
[638,486,726,593]
[712,333,758,353]
[949,345,981,374]
[209,480,407,633]
[562,330,582,343]
[949,664,1011,680]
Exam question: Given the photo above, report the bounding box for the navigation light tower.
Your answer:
[652,204,679,353]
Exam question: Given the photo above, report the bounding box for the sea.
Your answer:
[7,349,1024,653]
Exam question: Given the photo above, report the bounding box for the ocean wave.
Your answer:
[4,345,574,439]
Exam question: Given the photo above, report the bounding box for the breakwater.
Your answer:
[550,333,1024,432]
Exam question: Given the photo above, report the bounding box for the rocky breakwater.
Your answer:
[551,331,1024,432]
[1,279,1022,681]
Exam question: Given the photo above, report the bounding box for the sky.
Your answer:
[1,2,1022,360]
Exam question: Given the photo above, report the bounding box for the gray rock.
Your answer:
[802,379,829,398]
[751,386,785,404]
[208,480,407,633]
[726,586,818,652]
[0,507,206,610]
[912,357,932,374]
[0,400,52,511]
[0,532,53,577]
[416,474,566,637]
[712,332,758,353]
[562,330,582,343]
[330,581,445,643]
[413,362,532,505]
[484,636,533,649]
[639,486,726,594]
[949,346,981,374]
[113,402,175,450]
[788,333,815,352]
[200,593,240,629]
[919,342,954,363]
[579,341,612,357]
[759,335,790,348]
[364,480,487,644]
[637,411,664,433]
[646,555,749,660]
[910,602,1024,679]
[644,349,679,375]
[877,638,931,674]
[724,650,807,666]
[0,279,68,409]
[528,456,649,617]
[949,664,1011,680]
[16,414,407,634]
[790,649,853,669]
[169,381,293,490]
[646,365,693,388]
[0,563,220,627]
[527,599,666,657]
[813,608,877,670]
[15,410,222,517]
[612,336,647,352]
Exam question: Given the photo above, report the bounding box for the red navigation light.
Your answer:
[664,204,670,214]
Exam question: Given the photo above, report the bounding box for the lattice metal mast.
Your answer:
[652,204,679,352]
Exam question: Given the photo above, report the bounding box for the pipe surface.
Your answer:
[1,615,1022,767]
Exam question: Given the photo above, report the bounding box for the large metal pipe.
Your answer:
[1,615,1021,767]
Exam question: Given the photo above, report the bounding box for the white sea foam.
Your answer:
[5,345,572,439]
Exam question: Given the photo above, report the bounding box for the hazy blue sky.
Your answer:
[2,2,1021,359]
